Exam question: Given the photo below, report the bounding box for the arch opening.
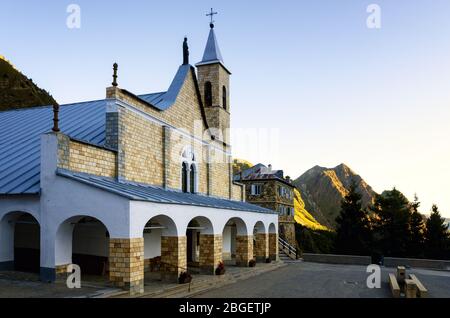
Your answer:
[186,216,214,273]
[0,212,40,274]
[142,215,178,282]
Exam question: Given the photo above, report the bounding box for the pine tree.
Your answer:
[371,188,411,257]
[335,182,372,255]
[407,195,425,258]
[424,204,450,260]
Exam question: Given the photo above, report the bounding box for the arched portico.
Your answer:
[0,211,40,273]
[186,216,220,274]
[54,216,110,280]
[142,214,182,283]
[221,217,253,267]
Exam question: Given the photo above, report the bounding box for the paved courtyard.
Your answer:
[0,262,449,298]
[193,262,450,298]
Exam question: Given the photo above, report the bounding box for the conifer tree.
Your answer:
[335,182,371,255]
[424,204,450,259]
[407,195,425,258]
[371,188,411,257]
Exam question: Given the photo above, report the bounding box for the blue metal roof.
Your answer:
[0,100,107,194]
[138,64,190,110]
[57,169,276,214]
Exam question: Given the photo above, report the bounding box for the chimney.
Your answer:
[268,164,272,173]
[286,176,291,183]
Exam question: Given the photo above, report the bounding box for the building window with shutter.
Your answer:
[251,184,262,196]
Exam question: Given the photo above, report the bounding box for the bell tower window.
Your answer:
[222,86,227,110]
[205,81,212,106]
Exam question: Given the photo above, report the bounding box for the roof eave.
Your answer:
[195,60,232,75]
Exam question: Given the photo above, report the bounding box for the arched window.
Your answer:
[181,146,197,193]
[222,86,227,110]
[182,162,189,193]
[205,81,212,107]
[190,165,195,193]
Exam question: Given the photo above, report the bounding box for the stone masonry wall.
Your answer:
[269,233,279,261]
[236,235,254,267]
[57,134,117,178]
[232,182,244,201]
[199,234,223,274]
[161,236,187,282]
[105,68,235,200]
[197,64,230,144]
[109,238,144,294]
[255,233,268,262]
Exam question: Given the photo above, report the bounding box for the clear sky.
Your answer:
[1,0,449,217]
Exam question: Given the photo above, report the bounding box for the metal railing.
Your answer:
[278,237,298,259]
[158,261,193,292]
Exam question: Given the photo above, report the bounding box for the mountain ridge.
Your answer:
[294,163,377,229]
[0,55,57,111]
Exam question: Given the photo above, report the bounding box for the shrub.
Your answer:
[178,271,192,284]
[215,261,226,275]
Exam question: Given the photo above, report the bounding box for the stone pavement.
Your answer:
[193,262,450,298]
[0,271,119,298]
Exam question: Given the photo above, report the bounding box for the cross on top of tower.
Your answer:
[206,8,218,28]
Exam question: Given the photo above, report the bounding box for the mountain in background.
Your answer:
[293,188,330,231]
[233,158,330,231]
[294,164,377,229]
[0,55,57,111]
[232,158,253,175]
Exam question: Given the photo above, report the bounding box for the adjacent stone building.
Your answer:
[0,23,278,294]
[235,164,296,247]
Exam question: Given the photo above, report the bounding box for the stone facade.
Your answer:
[236,235,254,267]
[101,67,242,200]
[109,238,144,294]
[241,178,296,246]
[196,63,230,144]
[160,236,187,282]
[269,233,278,261]
[199,234,223,274]
[57,134,117,178]
[254,233,268,262]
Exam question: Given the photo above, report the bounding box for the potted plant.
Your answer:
[178,271,192,284]
[249,259,256,267]
[215,261,226,275]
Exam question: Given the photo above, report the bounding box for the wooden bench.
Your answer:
[389,273,401,298]
[409,274,428,298]
[405,279,418,298]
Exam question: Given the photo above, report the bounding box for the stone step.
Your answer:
[150,263,287,298]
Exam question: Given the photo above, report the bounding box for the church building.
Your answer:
[0,22,278,294]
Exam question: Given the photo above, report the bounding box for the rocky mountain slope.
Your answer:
[294,164,377,229]
[0,55,57,110]
[293,188,329,231]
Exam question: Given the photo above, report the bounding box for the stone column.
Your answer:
[161,236,187,282]
[269,233,279,261]
[255,233,268,262]
[199,234,223,274]
[236,235,253,267]
[109,238,144,295]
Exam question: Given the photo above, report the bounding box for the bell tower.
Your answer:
[196,18,231,145]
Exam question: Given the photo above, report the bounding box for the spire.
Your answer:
[199,26,224,64]
[196,9,231,74]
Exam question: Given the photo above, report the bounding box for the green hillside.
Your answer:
[0,55,57,110]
